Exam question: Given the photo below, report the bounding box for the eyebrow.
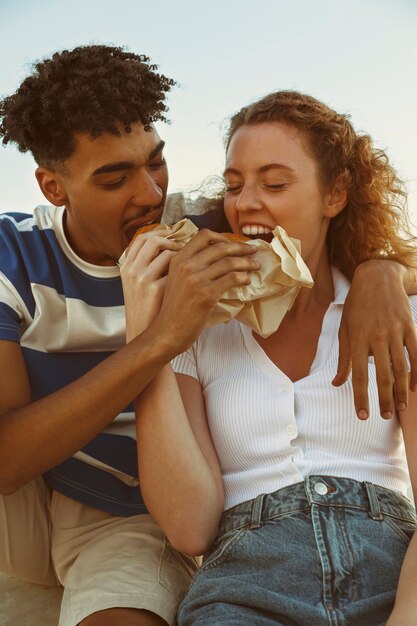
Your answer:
[91,140,166,176]
[223,163,295,177]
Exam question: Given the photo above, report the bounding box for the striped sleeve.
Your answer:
[0,300,22,342]
[0,213,37,342]
[0,271,27,342]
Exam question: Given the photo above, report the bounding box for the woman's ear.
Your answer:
[323,176,348,218]
[35,167,68,206]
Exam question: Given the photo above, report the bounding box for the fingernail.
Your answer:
[411,383,417,393]
[358,409,368,420]
[382,411,393,420]
[397,402,406,411]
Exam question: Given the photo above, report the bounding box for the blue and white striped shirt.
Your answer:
[0,205,145,515]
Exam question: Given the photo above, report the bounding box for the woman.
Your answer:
[124,91,417,625]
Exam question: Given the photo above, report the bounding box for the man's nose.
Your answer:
[132,171,163,206]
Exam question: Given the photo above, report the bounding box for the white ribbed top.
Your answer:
[172,268,415,510]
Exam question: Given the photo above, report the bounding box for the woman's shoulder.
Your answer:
[197,319,242,347]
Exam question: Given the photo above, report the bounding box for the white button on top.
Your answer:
[286,424,297,437]
[314,482,328,495]
[283,382,292,392]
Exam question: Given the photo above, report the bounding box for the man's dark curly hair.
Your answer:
[0,44,176,166]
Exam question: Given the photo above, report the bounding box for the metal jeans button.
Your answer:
[314,482,328,495]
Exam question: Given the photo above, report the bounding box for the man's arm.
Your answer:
[332,260,417,420]
[0,333,175,494]
[0,230,258,495]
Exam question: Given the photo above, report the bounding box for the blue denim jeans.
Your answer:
[178,476,417,625]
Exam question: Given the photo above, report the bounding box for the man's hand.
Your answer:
[332,260,417,420]
[150,229,260,358]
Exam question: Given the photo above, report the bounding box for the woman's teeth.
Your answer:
[241,225,273,236]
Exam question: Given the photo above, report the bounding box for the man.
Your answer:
[0,44,416,626]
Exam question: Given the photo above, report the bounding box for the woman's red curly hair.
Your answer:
[225,91,416,280]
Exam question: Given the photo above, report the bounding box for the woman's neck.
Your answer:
[290,247,335,317]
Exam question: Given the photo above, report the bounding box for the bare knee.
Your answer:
[78,607,168,626]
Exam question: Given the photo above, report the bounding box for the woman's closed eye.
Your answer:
[225,181,288,193]
[225,185,242,194]
[263,182,287,191]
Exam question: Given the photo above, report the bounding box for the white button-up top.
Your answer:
[172,268,415,511]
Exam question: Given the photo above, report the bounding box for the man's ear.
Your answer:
[35,167,69,206]
[323,176,348,218]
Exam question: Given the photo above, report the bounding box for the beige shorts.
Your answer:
[1,480,199,626]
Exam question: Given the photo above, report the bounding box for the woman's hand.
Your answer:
[120,229,183,341]
[332,260,417,420]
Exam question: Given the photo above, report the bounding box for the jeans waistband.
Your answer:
[218,476,416,538]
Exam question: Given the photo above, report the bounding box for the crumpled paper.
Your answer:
[119,218,314,338]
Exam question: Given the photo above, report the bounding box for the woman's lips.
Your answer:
[240,223,274,243]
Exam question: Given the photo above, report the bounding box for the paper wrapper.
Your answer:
[119,219,314,338]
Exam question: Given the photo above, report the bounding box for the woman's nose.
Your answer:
[235,185,263,212]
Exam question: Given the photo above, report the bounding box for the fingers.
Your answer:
[142,249,177,282]
[124,229,257,280]
[350,344,370,420]
[122,246,174,340]
[121,235,179,310]
[350,337,416,421]
[338,262,417,420]
[177,229,257,264]
[151,230,263,355]
[333,314,370,420]
[176,252,260,285]
[210,270,252,295]
[121,247,177,301]
[332,321,352,387]
[371,322,417,418]
[390,340,410,413]
[371,342,396,419]
[168,230,260,285]
[125,233,182,266]
[164,229,260,299]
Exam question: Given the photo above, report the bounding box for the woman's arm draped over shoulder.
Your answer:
[333,260,417,421]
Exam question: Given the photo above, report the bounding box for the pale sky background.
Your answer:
[0,0,416,229]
